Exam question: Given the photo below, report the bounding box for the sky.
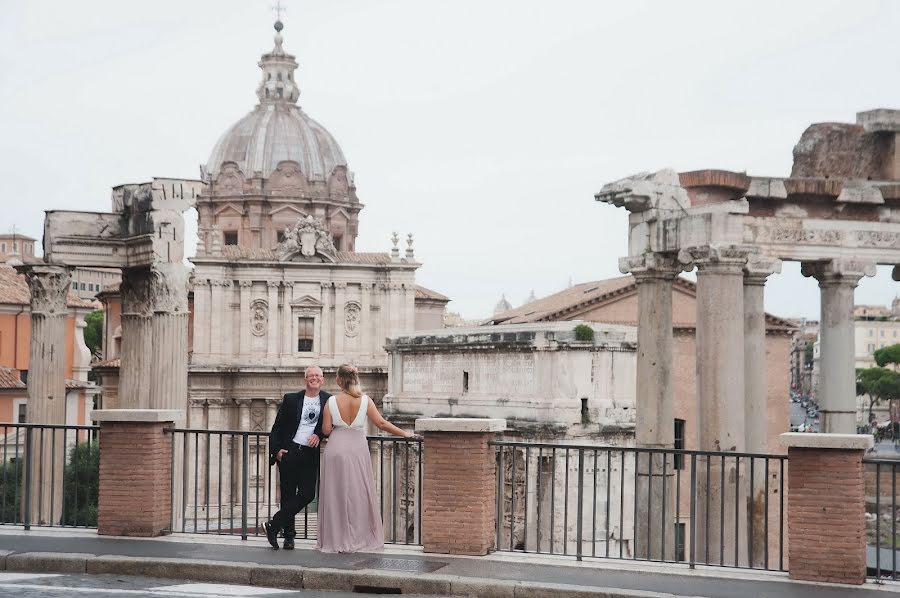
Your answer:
[1,0,898,320]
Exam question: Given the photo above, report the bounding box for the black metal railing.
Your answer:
[166,428,422,544]
[490,441,787,571]
[864,458,900,580]
[0,422,100,530]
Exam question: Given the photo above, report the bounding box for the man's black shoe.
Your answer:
[264,521,279,549]
[283,536,295,550]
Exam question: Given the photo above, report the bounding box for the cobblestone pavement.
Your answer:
[0,572,433,598]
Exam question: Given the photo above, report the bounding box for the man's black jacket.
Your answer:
[268,390,332,466]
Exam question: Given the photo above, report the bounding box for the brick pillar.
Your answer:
[416,418,506,555]
[92,409,183,537]
[780,432,873,584]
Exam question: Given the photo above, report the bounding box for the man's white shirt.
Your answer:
[293,394,320,447]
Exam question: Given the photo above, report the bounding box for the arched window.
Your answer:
[277,72,282,81]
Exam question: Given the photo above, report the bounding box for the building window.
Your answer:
[19,370,27,385]
[297,317,314,352]
[223,231,238,246]
[674,419,685,470]
[17,403,26,423]
[675,522,686,562]
[463,371,469,393]
[333,236,342,251]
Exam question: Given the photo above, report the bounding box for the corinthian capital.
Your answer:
[18,264,71,316]
[619,253,684,281]
[801,258,877,285]
[678,244,754,272]
[744,253,782,284]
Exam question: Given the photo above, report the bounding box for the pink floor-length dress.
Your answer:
[316,395,385,553]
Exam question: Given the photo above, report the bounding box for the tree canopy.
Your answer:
[83,310,103,356]
[874,343,900,369]
[857,366,900,423]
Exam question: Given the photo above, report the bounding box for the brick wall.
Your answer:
[98,421,173,537]
[422,431,495,555]
[787,447,866,584]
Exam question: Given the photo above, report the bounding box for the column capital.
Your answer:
[234,398,254,408]
[17,264,72,316]
[334,282,347,290]
[265,397,282,406]
[619,253,684,281]
[679,244,754,273]
[238,280,253,288]
[267,280,281,288]
[801,258,876,286]
[744,254,782,285]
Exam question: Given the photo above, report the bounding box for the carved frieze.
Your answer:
[250,299,268,337]
[345,301,361,337]
[754,226,842,246]
[277,215,337,262]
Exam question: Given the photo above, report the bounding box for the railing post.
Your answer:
[92,409,183,537]
[576,448,584,561]
[417,418,506,555]
[241,433,249,541]
[23,426,33,531]
[780,432,872,585]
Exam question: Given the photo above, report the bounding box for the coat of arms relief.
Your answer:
[277,215,337,262]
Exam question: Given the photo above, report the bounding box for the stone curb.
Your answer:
[3,551,696,598]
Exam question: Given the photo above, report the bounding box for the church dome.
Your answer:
[203,22,348,182]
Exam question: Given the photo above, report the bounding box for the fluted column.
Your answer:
[743,255,781,567]
[20,264,70,525]
[120,268,154,409]
[621,254,680,560]
[267,282,279,357]
[802,259,876,433]
[239,281,252,357]
[334,282,346,358]
[148,263,190,413]
[680,244,751,566]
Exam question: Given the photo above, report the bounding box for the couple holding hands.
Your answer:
[265,364,420,553]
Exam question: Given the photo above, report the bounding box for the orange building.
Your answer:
[0,263,99,436]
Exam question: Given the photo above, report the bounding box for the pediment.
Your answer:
[270,204,308,218]
[290,295,324,309]
[213,202,244,217]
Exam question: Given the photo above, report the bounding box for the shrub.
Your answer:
[62,441,99,526]
[574,324,594,342]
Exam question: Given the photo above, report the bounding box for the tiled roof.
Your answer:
[0,264,96,308]
[0,367,25,389]
[486,275,796,331]
[415,285,450,302]
[218,246,395,265]
[92,357,120,369]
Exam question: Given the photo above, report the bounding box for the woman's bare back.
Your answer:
[334,392,362,426]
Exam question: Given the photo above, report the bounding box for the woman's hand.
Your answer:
[406,432,423,441]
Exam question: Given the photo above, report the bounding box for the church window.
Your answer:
[333,235,342,251]
[463,371,469,393]
[224,231,238,246]
[297,317,314,352]
[674,419,685,470]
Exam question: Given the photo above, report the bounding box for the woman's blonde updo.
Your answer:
[336,364,363,398]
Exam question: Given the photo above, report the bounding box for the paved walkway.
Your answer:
[1,529,899,597]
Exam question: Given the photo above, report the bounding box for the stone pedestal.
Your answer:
[93,409,183,537]
[19,265,71,526]
[780,433,872,584]
[802,259,875,434]
[626,255,681,560]
[416,418,506,555]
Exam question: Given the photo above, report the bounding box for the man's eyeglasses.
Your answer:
[305,375,323,380]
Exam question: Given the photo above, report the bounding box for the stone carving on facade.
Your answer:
[753,226,843,246]
[595,169,690,212]
[345,301,361,337]
[121,268,154,317]
[23,266,72,315]
[148,264,189,313]
[250,299,269,337]
[216,162,245,194]
[618,253,685,279]
[268,161,305,195]
[250,404,266,431]
[277,215,337,262]
[800,258,877,283]
[677,244,754,269]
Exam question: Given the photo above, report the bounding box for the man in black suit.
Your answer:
[264,366,331,549]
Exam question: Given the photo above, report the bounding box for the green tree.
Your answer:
[858,367,900,424]
[62,441,99,526]
[83,310,103,357]
[574,324,594,342]
[874,343,900,369]
[0,459,23,523]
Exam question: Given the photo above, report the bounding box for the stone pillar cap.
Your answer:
[91,409,185,423]
[415,418,506,433]
[779,432,873,451]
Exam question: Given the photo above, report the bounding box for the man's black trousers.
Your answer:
[271,445,319,538]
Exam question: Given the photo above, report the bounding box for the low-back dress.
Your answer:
[316,394,385,553]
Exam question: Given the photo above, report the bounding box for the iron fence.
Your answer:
[0,422,100,530]
[166,428,422,544]
[490,441,787,571]
[864,458,900,580]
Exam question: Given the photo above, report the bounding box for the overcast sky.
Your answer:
[1,0,898,319]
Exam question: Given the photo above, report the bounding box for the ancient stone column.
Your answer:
[623,254,681,561]
[801,259,876,434]
[120,268,153,409]
[681,244,750,566]
[743,255,781,568]
[148,263,191,413]
[20,264,71,526]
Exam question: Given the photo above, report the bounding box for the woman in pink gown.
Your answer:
[316,364,419,553]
